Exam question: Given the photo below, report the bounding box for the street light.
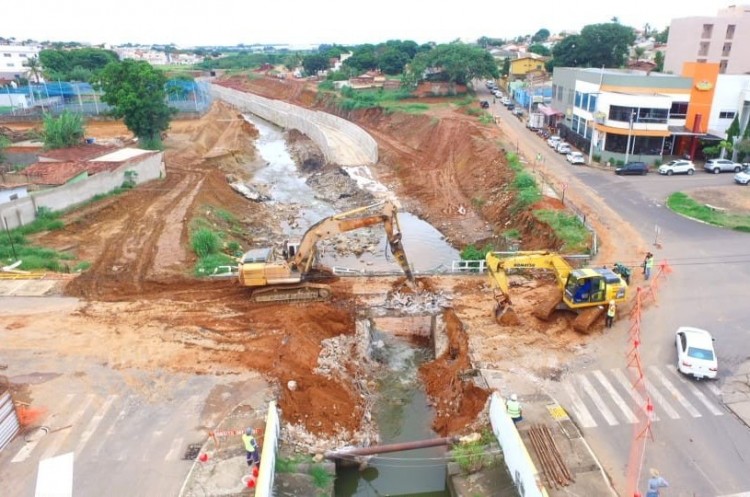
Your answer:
[624,109,636,164]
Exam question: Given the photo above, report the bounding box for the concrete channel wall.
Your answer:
[0,152,165,230]
[211,84,378,166]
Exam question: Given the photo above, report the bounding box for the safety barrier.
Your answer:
[489,393,548,497]
[0,391,20,452]
[254,401,280,497]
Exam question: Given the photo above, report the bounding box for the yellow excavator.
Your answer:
[486,251,627,332]
[238,200,415,303]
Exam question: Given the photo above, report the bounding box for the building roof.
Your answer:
[38,143,119,162]
[23,161,88,186]
[91,147,153,162]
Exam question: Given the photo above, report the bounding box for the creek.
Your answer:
[246,115,460,272]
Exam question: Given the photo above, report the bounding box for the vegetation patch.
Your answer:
[0,208,71,271]
[532,209,591,252]
[667,192,750,232]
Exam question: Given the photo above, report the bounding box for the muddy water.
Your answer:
[245,115,460,272]
[335,329,449,497]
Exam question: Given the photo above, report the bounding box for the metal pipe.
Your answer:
[325,436,457,459]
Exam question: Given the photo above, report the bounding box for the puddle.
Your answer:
[245,115,460,272]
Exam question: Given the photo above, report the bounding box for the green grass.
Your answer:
[0,209,71,271]
[0,106,12,114]
[309,465,332,489]
[667,192,750,232]
[533,209,591,253]
[452,440,488,474]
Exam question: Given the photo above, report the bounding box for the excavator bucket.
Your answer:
[388,234,415,286]
[494,295,520,326]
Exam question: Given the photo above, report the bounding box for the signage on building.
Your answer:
[695,80,713,91]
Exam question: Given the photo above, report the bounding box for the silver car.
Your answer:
[658,159,695,176]
[704,158,743,174]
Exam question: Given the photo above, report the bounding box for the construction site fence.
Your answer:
[0,80,212,122]
[255,401,280,497]
[489,393,549,497]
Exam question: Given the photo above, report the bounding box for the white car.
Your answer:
[547,136,561,148]
[734,166,750,185]
[556,143,571,154]
[704,158,743,174]
[675,326,717,379]
[501,97,512,106]
[567,152,585,164]
[658,159,695,176]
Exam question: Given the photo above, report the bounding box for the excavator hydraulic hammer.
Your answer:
[387,232,415,285]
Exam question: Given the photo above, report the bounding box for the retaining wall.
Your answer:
[211,84,378,166]
[0,152,165,230]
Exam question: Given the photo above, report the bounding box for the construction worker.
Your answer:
[643,252,654,280]
[606,300,616,328]
[506,394,523,424]
[242,428,260,467]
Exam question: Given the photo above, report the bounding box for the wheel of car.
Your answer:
[734,166,741,172]
[713,168,720,174]
[687,169,694,175]
[666,170,673,176]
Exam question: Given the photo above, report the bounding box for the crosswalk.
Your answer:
[7,393,202,465]
[559,364,725,429]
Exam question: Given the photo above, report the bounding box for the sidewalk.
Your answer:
[723,359,750,428]
[481,369,617,497]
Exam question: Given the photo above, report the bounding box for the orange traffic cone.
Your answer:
[252,466,259,477]
[198,453,208,462]
[246,475,256,488]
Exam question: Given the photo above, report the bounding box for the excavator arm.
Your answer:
[293,200,415,283]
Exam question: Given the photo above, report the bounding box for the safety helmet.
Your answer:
[510,394,518,401]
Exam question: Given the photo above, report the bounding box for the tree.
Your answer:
[0,136,9,163]
[550,35,583,68]
[23,56,43,83]
[283,53,303,71]
[42,111,84,150]
[654,27,669,44]
[550,23,635,68]
[501,57,510,77]
[98,60,175,149]
[643,23,651,38]
[633,46,646,61]
[528,44,551,56]
[531,29,550,43]
[405,43,499,86]
[301,54,330,75]
[39,47,119,82]
[343,46,378,73]
[654,51,664,71]
[378,47,409,75]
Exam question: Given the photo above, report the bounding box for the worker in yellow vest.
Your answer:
[242,428,260,467]
[606,300,616,328]
[506,394,523,424]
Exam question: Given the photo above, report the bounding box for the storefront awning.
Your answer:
[537,104,562,117]
[593,123,670,137]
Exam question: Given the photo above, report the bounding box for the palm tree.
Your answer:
[23,56,43,83]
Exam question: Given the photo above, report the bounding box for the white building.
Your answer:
[0,44,41,81]
[709,74,750,137]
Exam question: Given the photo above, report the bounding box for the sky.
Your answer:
[0,0,739,48]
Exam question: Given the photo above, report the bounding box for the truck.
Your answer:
[486,251,628,332]
[238,200,415,303]
[526,112,544,130]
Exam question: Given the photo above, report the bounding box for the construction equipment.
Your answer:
[238,200,415,303]
[486,251,627,332]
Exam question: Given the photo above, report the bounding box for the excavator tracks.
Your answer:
[250,283,332,303]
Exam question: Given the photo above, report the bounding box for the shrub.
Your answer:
[452,440,488,473]
[42,111,84,150]
[309,465,332,489]
[190,228,221,257]
[592,153,601,163]
[533,210,590,252]
[460,244,493,261]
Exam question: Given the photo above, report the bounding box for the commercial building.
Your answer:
[664,5,750,75]
[0,44,41,81]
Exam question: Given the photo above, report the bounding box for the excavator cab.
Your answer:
[563,268,625,308]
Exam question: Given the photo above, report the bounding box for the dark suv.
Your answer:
[615,162,648,175]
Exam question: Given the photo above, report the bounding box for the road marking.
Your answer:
[716,493,750,496]
[706,382,722,397]
[649,366,701,418]
[644,378,680,419]
[592,370,637,423]
[35,452,74,497]
[40,394,95,459]
[665,366,724,416]
[562,380,597,428]
[578,374,618,426]
[611,369,659,421]
[165,437,184,461]
[105,395,134,438]
[11,394,75,463]
[75,395,117,454]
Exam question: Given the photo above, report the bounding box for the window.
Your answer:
[722,43,732,57]
[697,58,707,63]
[609,105,637,123]
[698,41,710,56]
[702,24,714,38]
[2,53,10,57]
[609,105,668,124]
[670,102,688,119]
[726,24,736,39]
[9,194,18,201]
[574,91,582,108]
[719,111,736,119]
[556,85,563,100]
[19,53,27,58]
[719,60,728,74]
[6,63,13,67]
[588,94,597,112]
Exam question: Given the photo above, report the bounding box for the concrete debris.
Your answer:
[383,290,452,314]
[228,181,270,202]
[315,334,361,378]
[282,422,379,455]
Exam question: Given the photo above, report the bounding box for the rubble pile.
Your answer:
[383,290,452,314]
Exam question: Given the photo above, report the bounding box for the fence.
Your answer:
[0,391,20,452]
[254,401,280,497]
[0,80,212,121]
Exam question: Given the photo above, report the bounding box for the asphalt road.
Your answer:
[487,90,750,496]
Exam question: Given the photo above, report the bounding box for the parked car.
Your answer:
[615,162,648,175]
[734,165,750,185]
[501,97,511,106]
[556,143,571,154]
[566,151,585,165]
[704,158,743,174]
[506,104,515,111]
[675,326,718,379]
[479,100,489,109]
[547,136,561,148]
[658,159,695,176]
[493,90,502,98]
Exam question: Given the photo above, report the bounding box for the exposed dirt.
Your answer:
[686,185,750,214]
[0,75,639,446]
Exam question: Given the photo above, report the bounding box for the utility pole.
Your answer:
[624,110,636,164]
